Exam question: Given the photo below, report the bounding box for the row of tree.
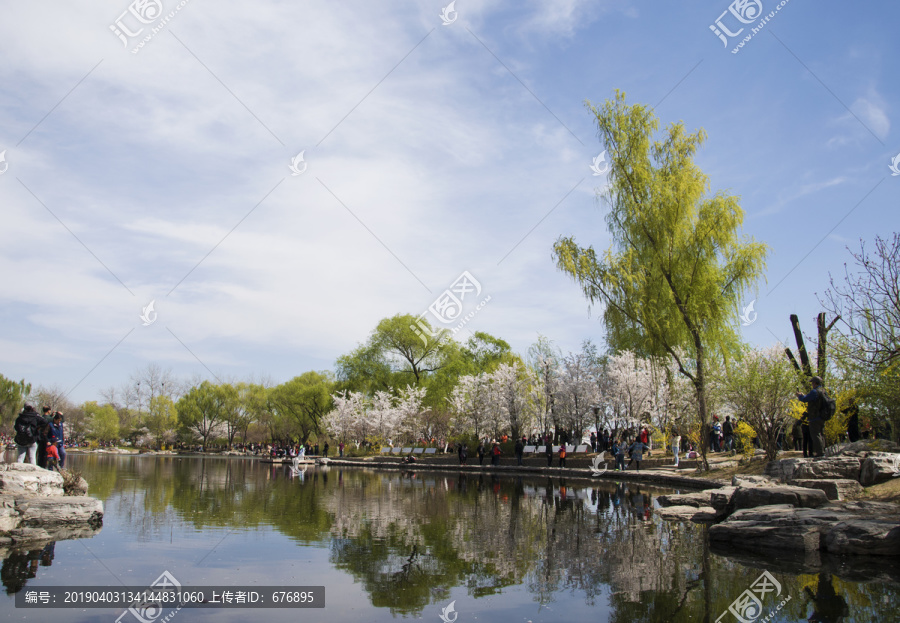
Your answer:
[2,93,896,460]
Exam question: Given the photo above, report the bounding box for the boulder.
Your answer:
[859,455,900,486]
[0,463,64,496]
[656,491,711,508]
[710,501,900,558]
[709,505,823,552]
[823,520,900,557]
[710,487,737,515]
[764,458,812,482]
[655,505,718,523]
[789,479,863,501]
[731,475,776,487]
[833,440,900,456]
[15,496,104,529]
[792,457,862,481]
[730,486,829,512]
[0,497,17,532]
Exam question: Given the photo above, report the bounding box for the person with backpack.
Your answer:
[797,376,834,458]
[14,404,43,464]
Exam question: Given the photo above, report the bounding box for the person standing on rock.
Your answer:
[491,442,501,466]
[558,443,567,468]
[797,376,827,457]
[545,442,553,467]
[14,405,43,464]
[49,412,66,469]
[477,441,486,465]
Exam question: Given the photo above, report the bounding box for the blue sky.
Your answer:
[0,0,896,404]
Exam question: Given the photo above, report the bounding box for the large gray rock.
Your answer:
[790,479,864,501]
[792,457,862,481]
[731,475,776,487]
[0,463,64,496]
[764,458,812,481]
[730,486,829,512]
[655,505,718,523]
[859,455,900,486]
[709,505,823,552]
[832,440,900,456]
[15,496,103,529]
[710,501,900,558]
[710,487,737,515]
[656,491,711,508]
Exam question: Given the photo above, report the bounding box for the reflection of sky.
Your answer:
[0,455,894,622]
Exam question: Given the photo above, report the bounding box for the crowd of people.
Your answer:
[12,405,66,471]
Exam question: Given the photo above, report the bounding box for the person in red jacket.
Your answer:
[45,442,61,472]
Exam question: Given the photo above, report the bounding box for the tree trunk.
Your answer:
[695,340,710,471]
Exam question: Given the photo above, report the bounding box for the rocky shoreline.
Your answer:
[0,464,103,550]
[655,442,900,566]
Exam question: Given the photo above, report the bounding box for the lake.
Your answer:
[0,453,896,622]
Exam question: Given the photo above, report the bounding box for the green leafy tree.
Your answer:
[553,91,768,469]
[0,375,31,429]
[176,381,235,450]
[336,314,450,393]
[720,346,797,461]
[269,372,334,444]
[83,401,120,443]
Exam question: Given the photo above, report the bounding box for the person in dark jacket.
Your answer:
[477,442,485,465]
[627,436,648,471]
[14,405,43,464]
[545,442,553,467]
[797,376,827,457]
[514,437,525,466]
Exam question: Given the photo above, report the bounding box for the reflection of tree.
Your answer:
[69,456,882,621]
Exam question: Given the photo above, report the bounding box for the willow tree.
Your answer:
[552,91,768,469]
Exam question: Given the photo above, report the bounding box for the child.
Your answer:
[45,442,60,472]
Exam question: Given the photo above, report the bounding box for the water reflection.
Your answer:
[0,454,894,622]
[1,542,54,594]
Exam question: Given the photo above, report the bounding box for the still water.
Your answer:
[0,454,897,622]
